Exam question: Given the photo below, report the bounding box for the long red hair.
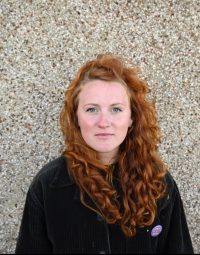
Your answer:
[60,54,167,237]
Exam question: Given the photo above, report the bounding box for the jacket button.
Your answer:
[97,215,103,222]
[99,251,106,254]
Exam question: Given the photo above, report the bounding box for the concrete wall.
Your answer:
[0,0,199,253]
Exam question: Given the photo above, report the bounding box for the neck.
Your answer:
[98,151,118,165]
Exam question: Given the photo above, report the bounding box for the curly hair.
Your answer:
[60,53,167,237]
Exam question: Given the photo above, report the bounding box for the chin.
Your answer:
[95,147,118,154]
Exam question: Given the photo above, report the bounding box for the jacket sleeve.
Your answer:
[163,180,194,254]
[15,183,53,254]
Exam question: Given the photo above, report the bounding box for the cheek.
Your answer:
[78,116,96,134]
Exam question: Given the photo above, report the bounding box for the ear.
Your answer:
[129,118,133,127]
[76,118,80,128]
[76,110,80,127]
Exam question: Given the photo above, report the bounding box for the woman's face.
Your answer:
[77,80,133,164]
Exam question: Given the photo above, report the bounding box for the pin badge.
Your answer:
[151,225,162,237]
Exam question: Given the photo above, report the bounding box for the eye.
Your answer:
[86,107,98,113]
[111,107,122,113]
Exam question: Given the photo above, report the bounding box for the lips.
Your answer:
[95,133,114,139]
[95,133,113,136]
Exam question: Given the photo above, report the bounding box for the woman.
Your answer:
[15,54,193,253]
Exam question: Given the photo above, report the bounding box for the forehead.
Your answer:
[78,80,130,104]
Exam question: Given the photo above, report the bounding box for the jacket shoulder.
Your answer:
[30,155,74,192]
[157,170,177,212]
[164,171,175,192]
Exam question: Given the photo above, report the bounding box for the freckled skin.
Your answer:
[77,80,133,164]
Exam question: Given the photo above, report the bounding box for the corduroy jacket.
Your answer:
[15,156,194,254]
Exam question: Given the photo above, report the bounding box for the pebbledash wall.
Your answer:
[0,0,199,253]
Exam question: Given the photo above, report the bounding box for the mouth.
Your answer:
[95,133,114,137]
[95,133,114,139]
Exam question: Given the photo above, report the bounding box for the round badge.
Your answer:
[151,225,162,237]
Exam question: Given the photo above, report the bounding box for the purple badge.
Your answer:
[151,225,162,237]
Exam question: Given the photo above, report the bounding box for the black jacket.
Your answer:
[15,156,194,254]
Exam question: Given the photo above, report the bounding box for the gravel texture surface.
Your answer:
[0,0,199,253]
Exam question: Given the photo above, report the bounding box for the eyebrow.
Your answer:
[83,103,125,107]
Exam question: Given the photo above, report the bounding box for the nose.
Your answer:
[97,112,110,128]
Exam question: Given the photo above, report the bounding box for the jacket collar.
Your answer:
[49,156,75,188]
